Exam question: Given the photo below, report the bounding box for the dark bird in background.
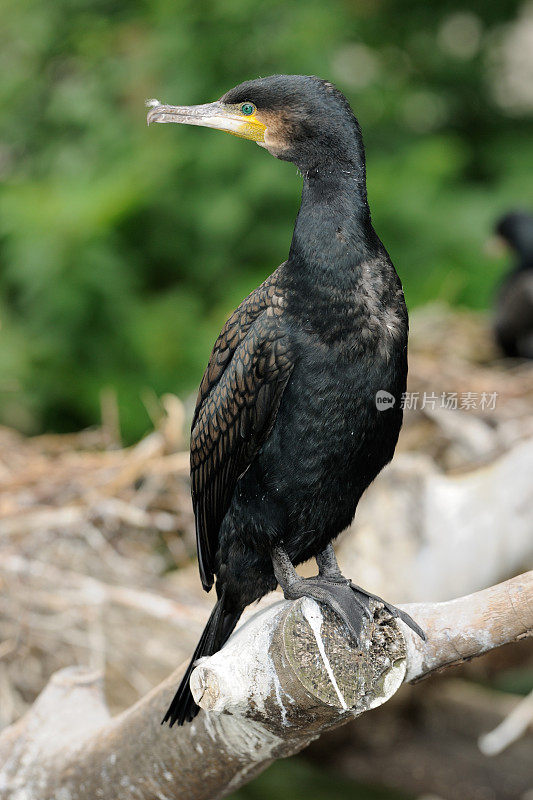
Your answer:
[147,75,425,727]
[492,211,533,359]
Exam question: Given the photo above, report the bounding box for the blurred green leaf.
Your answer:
[229,756,411,800]
[0,0,532,439]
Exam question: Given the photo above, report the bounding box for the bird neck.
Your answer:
[288,154,378,276]
[512,247,533,272]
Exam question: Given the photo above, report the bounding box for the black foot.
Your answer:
[284,575,374,644]
[286,575,426,644]
[271,545,427,645]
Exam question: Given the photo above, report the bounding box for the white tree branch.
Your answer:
[478,687,533,756]
[0,572,531,800]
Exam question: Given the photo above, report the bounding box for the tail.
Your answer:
[162,593,241,727]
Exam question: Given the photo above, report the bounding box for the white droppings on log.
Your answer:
[301,598,348,711]
[401,572,533,683]
[400,620,426,683]
[272,672,289,726]
[366,657,406,711]
[191,601,290,719]
[204,712,282,762]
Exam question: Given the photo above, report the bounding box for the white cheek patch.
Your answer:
[262,128,290,156]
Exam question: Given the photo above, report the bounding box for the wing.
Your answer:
[190,274,293,590]
[192,265,285,430]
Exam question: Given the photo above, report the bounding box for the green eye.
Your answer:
[240,102,256,116]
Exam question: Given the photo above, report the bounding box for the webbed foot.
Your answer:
[271,543,426,646]
[282,573,371,644]
[315,543,426,641]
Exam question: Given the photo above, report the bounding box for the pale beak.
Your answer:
[146,99,266,143]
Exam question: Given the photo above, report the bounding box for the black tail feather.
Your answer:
[162,594,241,727]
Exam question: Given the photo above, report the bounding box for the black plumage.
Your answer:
[493,211,533,359]
[147,75,424,727]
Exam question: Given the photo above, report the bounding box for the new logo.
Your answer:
[375,390,396,410]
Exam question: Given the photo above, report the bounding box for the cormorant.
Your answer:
[147,75,425,727]
[492,211,533,359]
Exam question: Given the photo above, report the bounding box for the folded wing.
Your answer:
[190,270,293,590]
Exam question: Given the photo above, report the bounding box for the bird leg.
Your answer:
[271,544,372,644]
[316,544,426,641]
[271,544,426,644]
[316,543,345,580]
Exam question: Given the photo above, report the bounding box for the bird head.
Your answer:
[147,75,362,172]
[494,211,533,257]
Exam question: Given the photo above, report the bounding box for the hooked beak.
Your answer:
[146,99,266,143]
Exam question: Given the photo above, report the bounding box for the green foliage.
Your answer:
[229,755,411,800]
[0,0,532,439]
[480,666,533,696]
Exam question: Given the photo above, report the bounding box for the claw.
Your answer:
[350,582,426,641]
[393,607,427,641]
[349,589,374,620]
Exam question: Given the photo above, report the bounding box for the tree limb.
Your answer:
[478,687,533,756]
[0,572,531,800]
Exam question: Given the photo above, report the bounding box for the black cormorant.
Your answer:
[492,211,533,359]
[147,75,425,727]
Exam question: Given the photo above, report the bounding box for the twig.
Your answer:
[478,687,533,756]
[0,555,205,624]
